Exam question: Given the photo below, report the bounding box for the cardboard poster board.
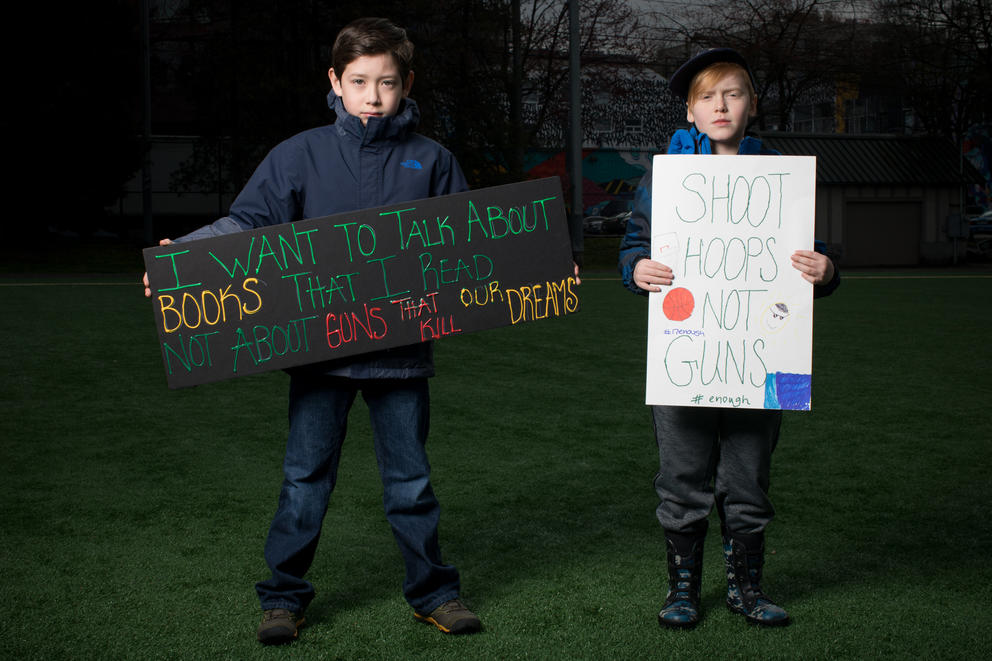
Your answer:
[646,155,817,410]
[144,177,578,388]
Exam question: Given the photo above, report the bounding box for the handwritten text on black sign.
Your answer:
[143,177,578,388]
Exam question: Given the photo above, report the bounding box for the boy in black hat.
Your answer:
[618,48,840,629]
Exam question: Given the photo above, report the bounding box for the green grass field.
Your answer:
[2,246,991,659]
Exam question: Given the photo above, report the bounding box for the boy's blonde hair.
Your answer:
[687,62,756,106]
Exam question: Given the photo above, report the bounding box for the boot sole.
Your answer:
[726,603,790,627]
[257,616,305,645]
[414,612,481,635]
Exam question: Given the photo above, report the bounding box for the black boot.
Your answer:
[658,531,705,629]
[723,529,790,626]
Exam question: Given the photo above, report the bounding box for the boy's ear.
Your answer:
[685,103,694,125]
[403,70,415,97]
[328,68,342,95]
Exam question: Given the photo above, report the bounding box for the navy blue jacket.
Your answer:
[618,128,840,298]
[178,94,469,378]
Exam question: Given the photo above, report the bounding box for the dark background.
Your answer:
[5,1,990,261]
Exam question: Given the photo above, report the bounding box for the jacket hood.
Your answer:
[326,92,420,144]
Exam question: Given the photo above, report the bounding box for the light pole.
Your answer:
[141,0,153,244]
[567,0,583,263]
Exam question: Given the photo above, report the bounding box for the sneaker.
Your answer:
[257,608,305,645]
[414,599,482,634]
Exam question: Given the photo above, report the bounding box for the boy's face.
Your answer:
[329,53,414,126]
[686,70,756,155]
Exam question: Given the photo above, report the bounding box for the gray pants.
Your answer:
[651,405,783,536]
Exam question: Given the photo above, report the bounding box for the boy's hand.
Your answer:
[633,258,674,292]
[573,261,581,286]
[142,238,173,298]
[790,249,834,286]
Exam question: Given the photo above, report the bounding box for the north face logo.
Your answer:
[401,159,423,170]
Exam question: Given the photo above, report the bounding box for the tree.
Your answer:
[411,0,644,185]
[644,0,870,131]
[160,0,642,195]
[158,0,338,199]
[870,0,992,145]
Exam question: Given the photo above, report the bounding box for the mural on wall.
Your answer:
[522,63,683,234]
[524,148,658,233]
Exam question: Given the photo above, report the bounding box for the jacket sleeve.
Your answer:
[433,148,470,196]
[813,239,841,298]
[174,216,243,242]
[618,167,653,295]
[175,141,303,243]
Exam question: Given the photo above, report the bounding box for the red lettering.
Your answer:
[420,315,461,341]
[326,304,389,350]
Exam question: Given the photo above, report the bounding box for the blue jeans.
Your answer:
[255,374,461,615]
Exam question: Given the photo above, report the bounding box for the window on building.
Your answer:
[593,115,612,132]
[791,101,834,133]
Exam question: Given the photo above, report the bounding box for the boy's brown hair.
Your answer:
[332,17,415,80]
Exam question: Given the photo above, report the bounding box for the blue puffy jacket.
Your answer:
[177,93,469,378]
[618,128,839,298]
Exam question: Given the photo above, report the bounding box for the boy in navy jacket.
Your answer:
[144,17,480,643]
[618,48,839,629]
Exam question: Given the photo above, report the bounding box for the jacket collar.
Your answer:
[327,92,419,145]
[667,126,765,155]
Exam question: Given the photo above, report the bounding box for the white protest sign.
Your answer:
[646,154,817,410]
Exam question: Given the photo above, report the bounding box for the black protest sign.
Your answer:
[143,177,579,388]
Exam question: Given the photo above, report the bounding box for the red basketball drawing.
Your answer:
[662,287,695,321]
